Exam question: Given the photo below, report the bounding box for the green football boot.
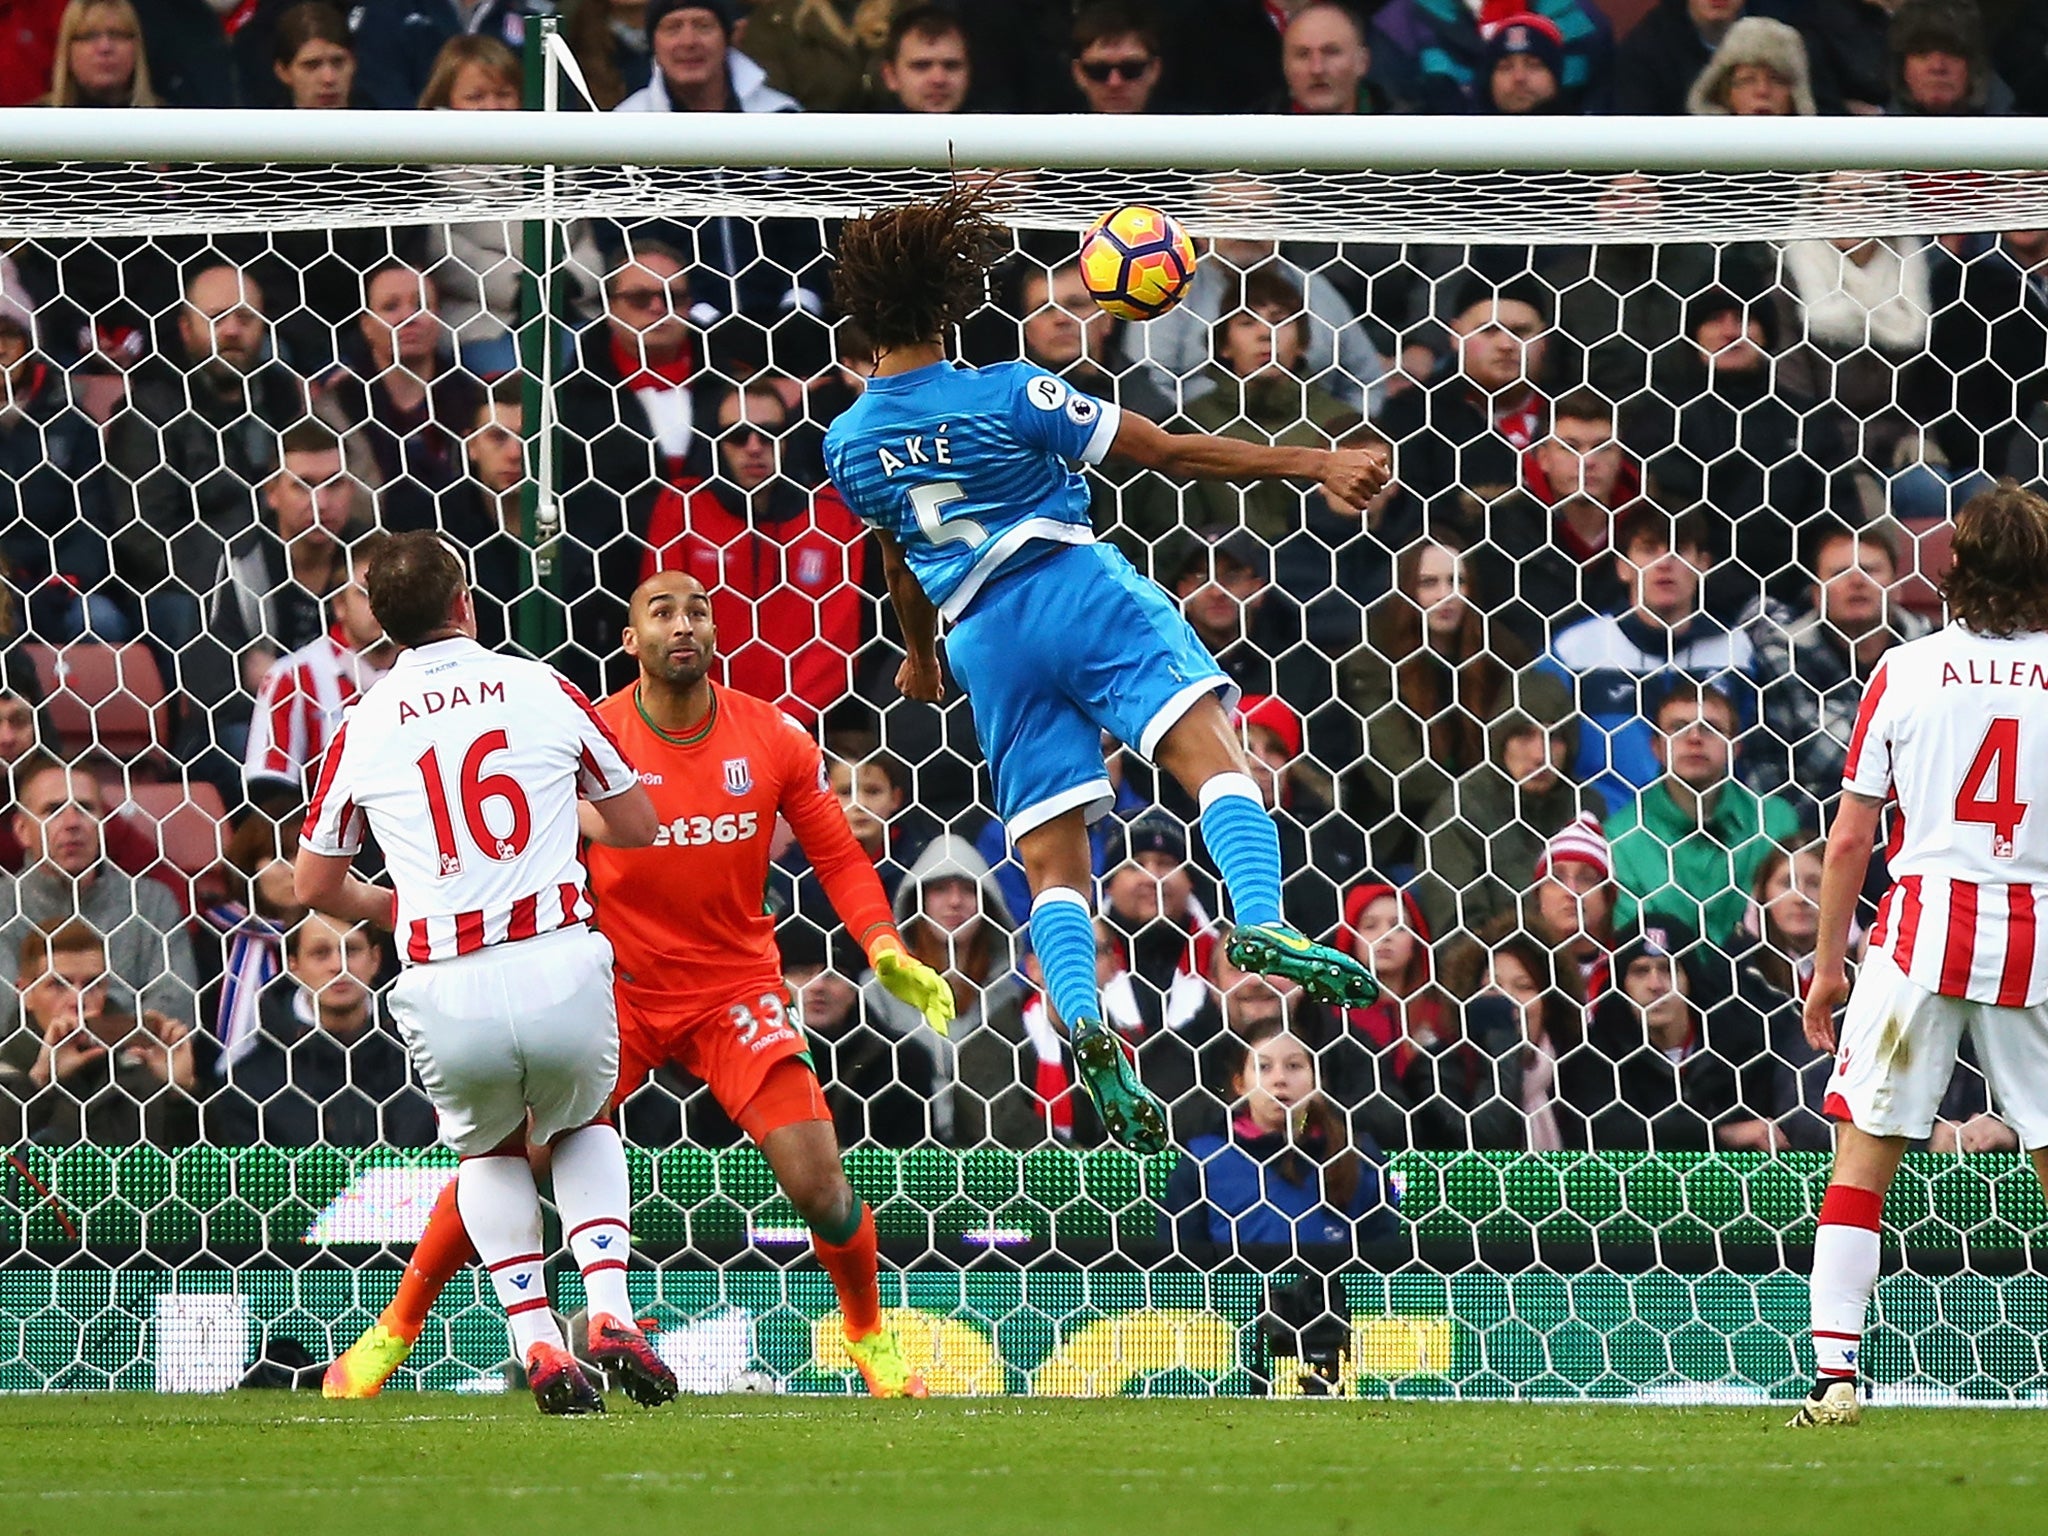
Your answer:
[1226,920,1381,1008]
[1070,1017,1168,1155]
[844,1327,929,1399]
[322,1321,415,1399]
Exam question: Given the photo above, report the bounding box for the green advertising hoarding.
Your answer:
[5,1145,2046,1401]
[7,1263,2047,1402]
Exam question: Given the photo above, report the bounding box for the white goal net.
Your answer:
[2,108,2045,1404]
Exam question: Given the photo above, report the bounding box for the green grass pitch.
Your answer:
[3,1393,2042,1536]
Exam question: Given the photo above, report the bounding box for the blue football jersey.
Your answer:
[822,360,1122,620]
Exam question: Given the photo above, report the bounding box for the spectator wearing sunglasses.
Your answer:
[1068,0,1166,113]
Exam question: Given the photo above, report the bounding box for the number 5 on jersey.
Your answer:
[417,730,533,877]
[1956,715,2027,860]
[909,479,987,549]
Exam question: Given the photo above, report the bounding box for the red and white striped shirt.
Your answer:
[1844,623,2048,1005]
[300,637,639,966]
[244,629,389,790]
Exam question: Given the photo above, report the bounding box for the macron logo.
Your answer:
[592,1234,613,1250]
[640,772,664,786]
[510,1274,532,1291]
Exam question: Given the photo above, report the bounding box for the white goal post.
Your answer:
[5,104,2048,170]
[3,109,2048,245]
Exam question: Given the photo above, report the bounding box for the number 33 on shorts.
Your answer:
[727,991,796,1049]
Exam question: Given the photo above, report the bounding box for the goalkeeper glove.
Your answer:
[869,938,954,1037]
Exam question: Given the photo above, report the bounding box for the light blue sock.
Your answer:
[1029,887,1101,1029]
[1200,772,1285,928]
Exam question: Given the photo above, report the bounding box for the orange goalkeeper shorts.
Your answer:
[612,980,830,1144]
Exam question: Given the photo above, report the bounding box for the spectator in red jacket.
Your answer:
[1326,878,1472,1149]
[1337,881,1451,1068]
[0,0,67,106]
[640,378,867,724]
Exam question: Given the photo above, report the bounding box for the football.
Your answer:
[1077,204,1199,322]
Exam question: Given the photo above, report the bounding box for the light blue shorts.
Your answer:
[945,541,1235,841]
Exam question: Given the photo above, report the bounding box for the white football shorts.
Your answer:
[388,923,620,1156]
[1825,946,2048,1148]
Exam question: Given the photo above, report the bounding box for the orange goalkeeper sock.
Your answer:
[381,1177,477,1341]
[812,1202,881,1341]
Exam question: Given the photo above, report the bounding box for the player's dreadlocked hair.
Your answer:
[833,182,1012,354]
[1944,478,2048,638]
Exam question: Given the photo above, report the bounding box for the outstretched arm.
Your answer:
[1109,411,1391,514]
[875,527,945,703]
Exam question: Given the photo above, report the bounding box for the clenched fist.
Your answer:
[896,654,945,704]
[1319,444,1393,515]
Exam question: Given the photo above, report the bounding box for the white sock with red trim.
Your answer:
[551,1122,636,1322]
[457,1154,562,1357]
[1810,1183,1884,1383]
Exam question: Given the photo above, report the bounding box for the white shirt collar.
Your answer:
[393,636,483,670]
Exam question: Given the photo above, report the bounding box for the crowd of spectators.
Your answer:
[5,0,2042,122]
[3,0,2047,1259]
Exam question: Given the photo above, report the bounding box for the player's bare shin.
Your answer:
[1832,1122,1908,1195]
[760,1118,857,1230]
[1805,791,1884,1052]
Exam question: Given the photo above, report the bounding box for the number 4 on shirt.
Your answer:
[1955,715,2027,860]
